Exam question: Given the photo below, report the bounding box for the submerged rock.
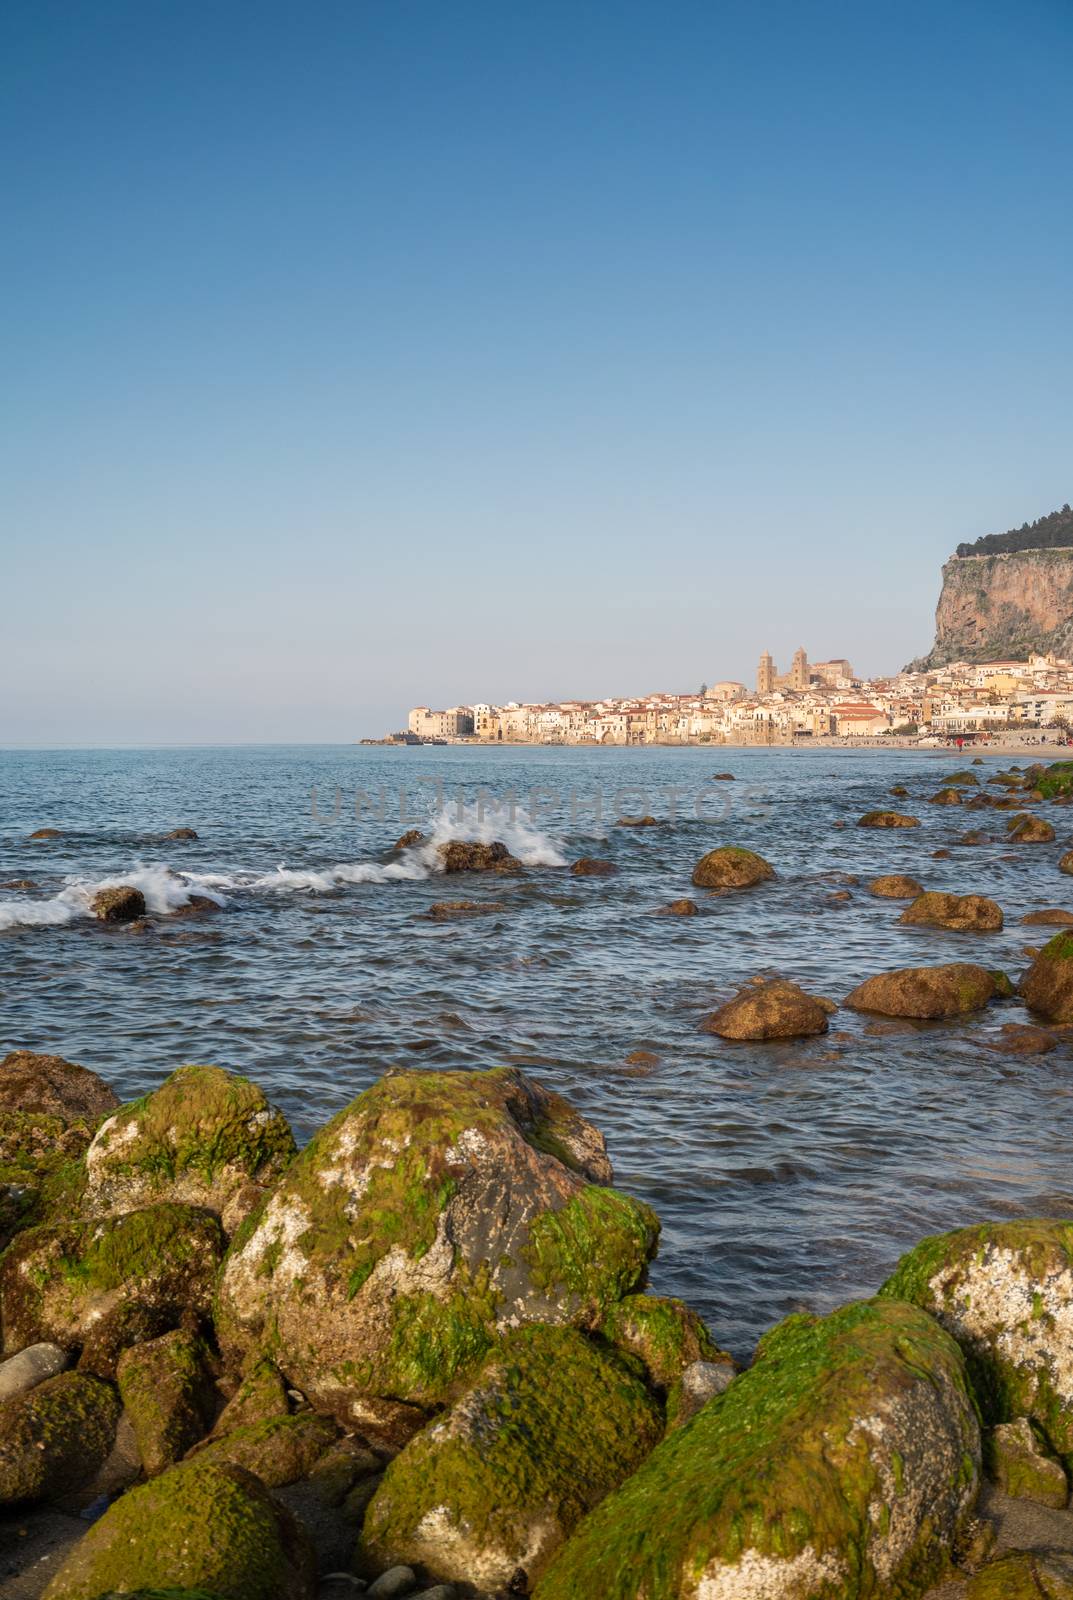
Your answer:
[870,874,924,898]
[83,1063,296,1235]
[691,847,775,890]
[0,1371,120,1505]
[845,963,999,1018]
[215,1067,659,1416]
[944,771,981,786]
[358,1326,663,1592]
[164,827,199,841]
[930,788,964,805]
[988,1416,1068,1508]
[598,1293,733,1391]
[438,840,523,873]
[422,900,505,920]
[29,828,62,840]
[91,886,146,923]
[702,979,832,1040]
[881,1219,1073,1458]
[986,1023,1058,1056]
[40,1460,315,1599]
[569,858,617,876]
[1007,812,1056,842]
[1021,932,1073,1022]
[393,829,426,851]
[533,1298,980,1600]
[1023,909,1073,926]
[0,1051,117,1122]
[615,815,659,827]
[857,810,920,828]
[0,1202,225,1357]
[117,1328,215,1477]
[656,898,698,916]
[898,891,1004,932]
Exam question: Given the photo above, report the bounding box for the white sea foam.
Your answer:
[0,806,566,930]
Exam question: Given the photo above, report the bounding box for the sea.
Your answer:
[2,742,1071,1361]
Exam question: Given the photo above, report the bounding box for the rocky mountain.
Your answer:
[908,509,1073,670]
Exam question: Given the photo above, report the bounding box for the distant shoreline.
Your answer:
[363,735,1073,757]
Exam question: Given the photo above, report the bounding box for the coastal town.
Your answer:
[389,647,1073,747]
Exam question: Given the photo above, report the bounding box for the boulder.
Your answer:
[889,785,909,797]
[210,1357,290,1438]
[0,1051,117,1122]
[598,1293,733,1390]
[930,788,964,805]
[29,828,62,840]
[0,1371,120,1505]
[1023,909,1073,926]
[1008,814,1056,843]
[437,841,523,874]
[190,1411,338,1487]
[870,874,924,899]
[665,1358,736,1431]
[1021,932,1073,1023]
[691,847,775,890]
[845,963,998,1018]
[965,1551,1073,1599]
[117,1329,215,1476]
[988,1417,1068,1507]
[656,898,698,916]
[39,1460,316,1599]
[83,1064,295,1235]
[615,815,658,827]
[898,892,1004,932]
[215,1068,659,1416]
[569,858,617,876]
[857,810,920,828]
[944,771,981,786]
[532,1298,980,1600]
[1037,762,1073,799]
[0,1342,70,1402]
[702,979,832,1040]
[711,773,735,781]
[880,1219,1073,1458]
[358,1326,663,1592]
[1061,851,1073,875]
[422,900,505,920]
[0,1203,225,1358]
[92,886,146,923]
[393,830,426,851]
[164,828,199,841]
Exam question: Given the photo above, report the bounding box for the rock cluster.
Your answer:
[4,1049,1073,1600]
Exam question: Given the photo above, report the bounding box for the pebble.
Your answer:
[368,1568,418,1599]
[0,1342,70,1401]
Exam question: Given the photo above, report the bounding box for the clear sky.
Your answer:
[2,0,1071,744]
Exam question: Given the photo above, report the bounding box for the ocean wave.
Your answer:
[0,807,566,929]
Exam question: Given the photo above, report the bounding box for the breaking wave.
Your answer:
[0,806,566,930]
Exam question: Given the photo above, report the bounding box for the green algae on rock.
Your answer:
[598,1293,733,1391]
[40,1460,315,1600]
[533,1298,980,1600]
[1021,932,1073,1022]
[701,978,832,1041]
[0,1202,225,1356]
[358,1325,664,1592]
[210,1357,290,1438]
[898,891,1004,932]
[83,1064,296,1236]
[845,962,999,1018]
[189,1411,338,1487]
[117,1328,216,1477]
[0,1371,120,1504]
[880,1219,1073,1460]
[214,1067,659,1417]
[690,847,775,890]
[988,1417,1069,1508]
[965,1549,1073,1599]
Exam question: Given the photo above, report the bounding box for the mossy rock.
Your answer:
[598,1293,733,1390]
[358,1325,664,1591]
[189,1411,338,1487]
[0,1202,225,1357]
[1036,762,1073,800]
[880,1219,1073,1459]
[0,1050,118,1121]
[211,1358,290,1437]
[118,1328,216,1476]
[83,1064,295,1237]
[216,1068,659,1415]
[1021,932,1073,1022]
[870,874,924,899]
[0,1370,119,1504]
[898,892,1004,932]
[965,1550,1073,1599]
[533,1298,980,1600]
[943,771,981,787]
[930,788,964,805]
[691,847,775,890]
[987,1417,1069,1507]
[702,979,832,1040]
[845,963,998,1018]
[857,810,920,828]
[40,1460,315,1599]
[1008,814,1056,843]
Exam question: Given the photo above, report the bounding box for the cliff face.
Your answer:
[909,547,1073,669]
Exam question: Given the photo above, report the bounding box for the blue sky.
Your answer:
[2,0,1071,743]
